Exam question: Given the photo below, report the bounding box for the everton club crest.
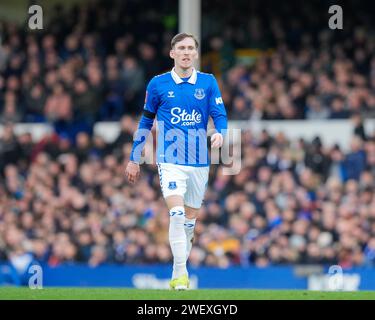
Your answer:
[168,181,177,190]
[194,88,205,100]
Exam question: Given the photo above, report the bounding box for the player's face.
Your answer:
[170,37,198,70]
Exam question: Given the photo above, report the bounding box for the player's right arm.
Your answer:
[209,75,228,149]
[125,78,159,184]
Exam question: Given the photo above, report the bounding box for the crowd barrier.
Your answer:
[1,263,374,291]
[1,119,375,150]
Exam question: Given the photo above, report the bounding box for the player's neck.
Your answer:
[174,66,193,78]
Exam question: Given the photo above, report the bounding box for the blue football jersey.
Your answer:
[133,68,227,167]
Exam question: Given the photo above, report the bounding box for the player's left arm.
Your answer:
[209,75,228,148]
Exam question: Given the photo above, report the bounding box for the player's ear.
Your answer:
[194,50,198,60]
[169,49,175,59]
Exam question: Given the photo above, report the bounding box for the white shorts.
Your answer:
[157,163,210,209]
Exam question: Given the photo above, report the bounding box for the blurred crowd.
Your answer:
[0,0,176,139]
[203,0,375,120]
[221,40,375,120]
[1,0,375,286]
[0,0,374,133]
[1,114,375,272]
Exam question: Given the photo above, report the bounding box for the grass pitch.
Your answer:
[0,287,374,300]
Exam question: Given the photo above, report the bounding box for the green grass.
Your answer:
[0,287,374,300]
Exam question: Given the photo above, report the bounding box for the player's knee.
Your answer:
[165,194,185,208]
[185,206,199,219]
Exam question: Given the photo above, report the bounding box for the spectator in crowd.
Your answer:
[24,83,47,122]
[343,136,367,181]
[121,56,145,114]
[44,82,72,122]
[0,123,21,173]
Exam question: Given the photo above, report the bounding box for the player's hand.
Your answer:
[211,133,224,149]
[125,161,140,184]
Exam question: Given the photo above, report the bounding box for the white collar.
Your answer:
[171,67,197,84]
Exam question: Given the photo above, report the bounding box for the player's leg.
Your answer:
[165,195,188,285]
[157,163,189,289]
[184,206,199,261]
[184,166,210,261]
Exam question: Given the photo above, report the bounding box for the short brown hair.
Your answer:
[171,33,199,49]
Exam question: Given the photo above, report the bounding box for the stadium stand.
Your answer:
[1,120,375,269]
[0,0,374,281]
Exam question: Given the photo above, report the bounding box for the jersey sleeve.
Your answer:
[209,75,228,135]
[129,77,159,163]
[129,114,154,163]
[143,77,160,114]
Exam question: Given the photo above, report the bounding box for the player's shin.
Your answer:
[169,206,188,279]
[184,218,196,261]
